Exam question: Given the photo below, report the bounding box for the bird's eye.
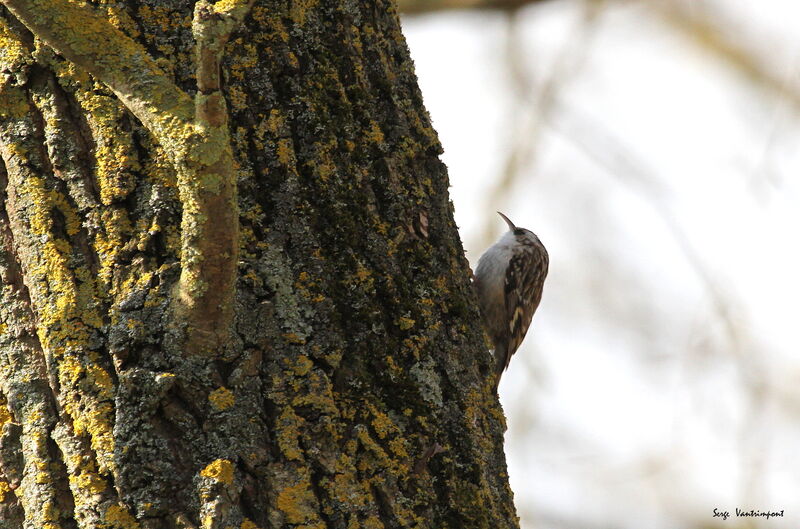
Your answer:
[513,228,526,236]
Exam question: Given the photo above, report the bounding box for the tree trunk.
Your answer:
[0,1,516,528]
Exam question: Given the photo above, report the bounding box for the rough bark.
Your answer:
[0,1,516,528]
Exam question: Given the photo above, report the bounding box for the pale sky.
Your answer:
[404,2,800,528]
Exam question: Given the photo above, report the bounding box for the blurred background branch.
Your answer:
[479,0,604,248]
[400,0,550,15]
[650,0,800,113]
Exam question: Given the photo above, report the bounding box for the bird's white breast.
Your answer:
[474,232,516,335]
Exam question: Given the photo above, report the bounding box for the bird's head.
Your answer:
[498,211,537,240]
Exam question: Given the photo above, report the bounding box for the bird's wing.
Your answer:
[502,247,549,373]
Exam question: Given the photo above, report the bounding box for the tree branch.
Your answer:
[2,0,253,354]
[1,0,195,146]
[193,0,254,127]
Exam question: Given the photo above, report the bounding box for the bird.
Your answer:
[473,212,549,391]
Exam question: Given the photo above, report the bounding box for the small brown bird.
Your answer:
[473,212,549,391]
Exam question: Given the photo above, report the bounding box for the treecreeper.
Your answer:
[474,212,549,391]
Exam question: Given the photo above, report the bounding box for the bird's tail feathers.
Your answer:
[492,341,509,392]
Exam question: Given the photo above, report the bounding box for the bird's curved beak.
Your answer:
[497,211,516,231]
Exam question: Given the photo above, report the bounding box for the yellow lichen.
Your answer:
[282,332,306,345]
[227,84,248,112]
[291,355,313,377]
[363,516,385,529]
[227,41,258,81]
[0,85,29,120]
[276,481,317,525]
[388,437,409,459]
[208,386,235,411]
[276,407,304,461]
[0,480,11,502]
[138,5,178,33]
[397,317,415,330]
[95,207,133,288]
[384,355,402,377]
[86,365,115,398]
[42,500,60,524]
[290,386,339,418]
[354,263,372,284]
[0,17,30,73]
[6,158,117,471]
[276,138,294,166]
[70,470,108,495]
[70,404,116,473]
[0,397,12,426]
[288,0,319,26]
[104,503,141,529]
[366,121,384,144]
[213,0,250,14]
[370,409,395,440]
[200,459,234,485]
[77,91,139,205]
